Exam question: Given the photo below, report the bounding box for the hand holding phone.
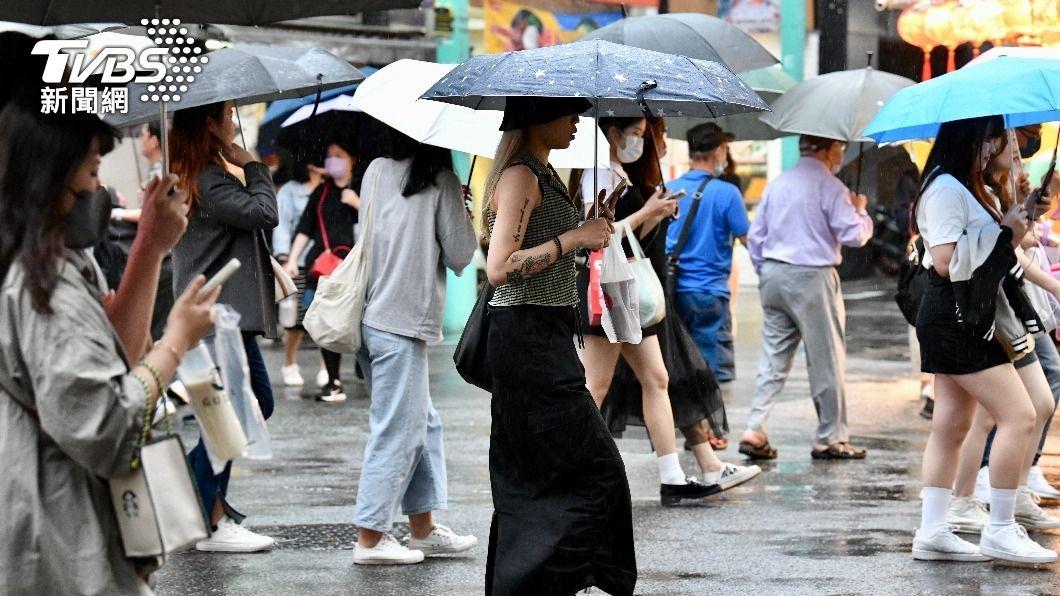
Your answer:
[196,258,241,301]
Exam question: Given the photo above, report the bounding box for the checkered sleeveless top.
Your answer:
[487,152,580,307]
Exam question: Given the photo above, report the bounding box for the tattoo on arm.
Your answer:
[512,197,530,243]
[505,250,554,285]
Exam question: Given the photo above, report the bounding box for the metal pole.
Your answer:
[593,98,599,219]
[160,101,170,175]
[855,142,864,195]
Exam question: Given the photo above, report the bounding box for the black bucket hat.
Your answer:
[499,96,592,131]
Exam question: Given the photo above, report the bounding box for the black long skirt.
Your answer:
[485,305,637,596]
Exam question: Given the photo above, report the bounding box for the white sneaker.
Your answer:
[1029,466,1060,500]
[980,523,1058,564]
[407,524,478,556]
[353,533,424,565]
[281,364,304,387]
[947,496,989,534]
[1015,486,1060,530]
[316,368,329,388]
[911,526,990,562]
[974,466,991,505]
[196,517,275,553]
[705,463,762,491]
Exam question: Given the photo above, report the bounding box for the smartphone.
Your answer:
[196,258,241,301]
[607,179,627,210]
[666,189,688,201]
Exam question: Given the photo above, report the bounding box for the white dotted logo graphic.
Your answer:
[138,18,207,103]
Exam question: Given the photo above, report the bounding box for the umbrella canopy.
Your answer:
[1,0,422,26]
[347,59,608,169]
[970,45,1060,66]
[581,12,777,75]
[420,39,769,119]
[760,66,915,142]
[864,57,1060,144]
[665,65,797,142]
[282,93,360,127]
[106,44,365,127]
[0,21,122,38]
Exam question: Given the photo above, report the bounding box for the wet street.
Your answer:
[156,272,1060,595]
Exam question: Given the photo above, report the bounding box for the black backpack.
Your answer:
[895,236,927,326]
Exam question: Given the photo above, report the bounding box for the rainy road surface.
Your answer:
[155,274,1060,595]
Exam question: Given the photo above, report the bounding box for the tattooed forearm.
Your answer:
[512,197,530,243]
[502,248,555,285]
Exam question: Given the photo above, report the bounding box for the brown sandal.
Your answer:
[811,442,867,460]
[738,439,777,460]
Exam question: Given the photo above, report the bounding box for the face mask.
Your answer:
[325,156,350,180]
[714,159,727,176]
[1021,135,1042,159]
[616,135,644,164]
[64,187,112,249]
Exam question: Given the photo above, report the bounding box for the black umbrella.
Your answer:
[421,39,768,119]
[581,12,778,75]
[2,1,421,26]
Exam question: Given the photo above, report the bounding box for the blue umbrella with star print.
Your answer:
[420,39,768,120]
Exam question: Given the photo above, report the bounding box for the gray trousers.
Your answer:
[746,260,850,445]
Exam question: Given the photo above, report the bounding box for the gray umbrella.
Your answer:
[759,66,915,142]
[1,1,421,26]
[665,65,797,142]
[581,12,778,75]
[107,44,365,127]
[0,21,123,38]
[420,39,769,119]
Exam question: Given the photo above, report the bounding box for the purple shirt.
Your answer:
[747,157,873,272]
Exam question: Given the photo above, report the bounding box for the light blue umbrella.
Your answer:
[864,57,1060,143]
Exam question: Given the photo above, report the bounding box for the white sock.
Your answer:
[657,452,686,485]
[989,487,1018,530]
[919,486,951,535]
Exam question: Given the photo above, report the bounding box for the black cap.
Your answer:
[687,122,735,154]
[499,96,592,131]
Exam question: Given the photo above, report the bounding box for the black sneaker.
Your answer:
[660,478,721,507]
[316,383,347,403]
[920,397,934,420]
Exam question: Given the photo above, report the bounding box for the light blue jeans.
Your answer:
[354,324,448,532]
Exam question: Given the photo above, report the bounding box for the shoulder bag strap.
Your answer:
[669,175,713,263]
[316,184,332,253]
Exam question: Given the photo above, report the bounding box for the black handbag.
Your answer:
[454,283,495,392]
[895,236,927,326]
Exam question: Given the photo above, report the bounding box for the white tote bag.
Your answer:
[622,222,666,328]
[303,169,379,352]
[598,230,642,344]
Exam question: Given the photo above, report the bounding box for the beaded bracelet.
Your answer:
[138,360,165,400]
[129,372,155,469]
[552,236,563,261]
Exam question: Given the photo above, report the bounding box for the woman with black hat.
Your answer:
[482,96,636,596]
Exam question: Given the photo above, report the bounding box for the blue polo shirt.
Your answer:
[665,170,750,298]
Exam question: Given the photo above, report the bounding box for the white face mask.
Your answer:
[616,134,644,163]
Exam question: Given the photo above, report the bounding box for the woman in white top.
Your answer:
[911,115,1056,564]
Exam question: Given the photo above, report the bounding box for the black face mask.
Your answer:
[1021,135,1043,159]
[64,187,112,249]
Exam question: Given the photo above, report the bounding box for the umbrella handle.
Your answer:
[310,74,323,119]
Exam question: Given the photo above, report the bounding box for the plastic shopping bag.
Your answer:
[213,304,273,460]
[587,248,605,326]
[598,232,642,344]
[177,341,247,474]
[622,223,665,327]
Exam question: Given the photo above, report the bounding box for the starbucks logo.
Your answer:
[122,490,140,519]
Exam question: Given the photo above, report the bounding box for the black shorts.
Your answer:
[916,272,1010,375]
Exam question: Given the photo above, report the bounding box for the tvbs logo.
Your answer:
[32,40,168,84]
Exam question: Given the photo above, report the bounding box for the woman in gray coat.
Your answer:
[0,105,219,593]
[170,100,279,553]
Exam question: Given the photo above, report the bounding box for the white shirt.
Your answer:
[916,173,998,269]
[580,162,629,206]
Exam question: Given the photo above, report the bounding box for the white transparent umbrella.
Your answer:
[344,59,608,170]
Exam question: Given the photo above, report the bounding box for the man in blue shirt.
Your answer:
[666,123,750,383]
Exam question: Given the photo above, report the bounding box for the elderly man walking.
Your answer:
[739,135,873,461]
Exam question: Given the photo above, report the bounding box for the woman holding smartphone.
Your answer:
[170,100,279,553]
[573,117,759,503]
[483,96,635,595]
[911,115,1056,564]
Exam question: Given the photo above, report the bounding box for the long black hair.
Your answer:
[385,129,454,198]
[911,115,1005,234]
[0,103,118,313]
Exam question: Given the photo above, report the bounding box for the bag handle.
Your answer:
[622,221,647,260]
[316,184,332,253]
[669,175,712,263]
